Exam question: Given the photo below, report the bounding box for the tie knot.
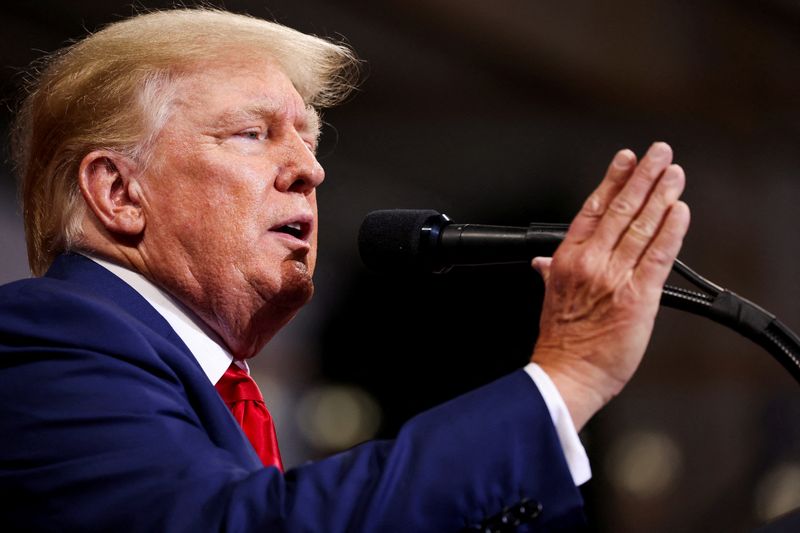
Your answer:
[215,362,264,404]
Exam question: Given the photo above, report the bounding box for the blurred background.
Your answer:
[2,1,799,530]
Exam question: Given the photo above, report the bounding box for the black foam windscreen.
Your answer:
[358,209,440,272]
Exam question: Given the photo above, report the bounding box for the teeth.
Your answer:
[277,222,304,238]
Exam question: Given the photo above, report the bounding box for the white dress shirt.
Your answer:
[88,255,590,485]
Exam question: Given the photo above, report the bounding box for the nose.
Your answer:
[274,134,325,195]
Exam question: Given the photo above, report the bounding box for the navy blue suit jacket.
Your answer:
[0,254,585,531]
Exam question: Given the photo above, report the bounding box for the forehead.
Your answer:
[170,58,319,131]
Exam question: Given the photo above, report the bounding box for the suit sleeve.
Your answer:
[0,286,585,532]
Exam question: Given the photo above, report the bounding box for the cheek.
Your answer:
[145,159,262,247]
[185,157,269,219]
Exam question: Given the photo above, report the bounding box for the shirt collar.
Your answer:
[85,254,235,384]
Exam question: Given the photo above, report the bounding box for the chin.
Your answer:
[267,259,315,310]
[273,278,314,310]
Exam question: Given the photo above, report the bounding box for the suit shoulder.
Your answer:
[0,276,159,355]
[1,274,131,319]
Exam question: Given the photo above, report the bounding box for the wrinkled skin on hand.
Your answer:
[531,142,690,431]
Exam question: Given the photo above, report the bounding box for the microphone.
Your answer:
[358,209,569,273]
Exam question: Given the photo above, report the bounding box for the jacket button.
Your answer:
[477,512,516,533]
[514,498,543,522]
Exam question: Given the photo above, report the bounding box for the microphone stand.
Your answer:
[524,223,800,386]
[663,257,800,385]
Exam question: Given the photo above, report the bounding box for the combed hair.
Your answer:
[11,8,359,276]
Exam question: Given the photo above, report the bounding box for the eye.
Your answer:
[236,129,267,141]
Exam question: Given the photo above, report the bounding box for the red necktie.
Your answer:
[215,361,284,471]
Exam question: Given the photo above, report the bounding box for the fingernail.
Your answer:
[662,164,682,182]
[647,142,671,160]
[613,149,634,168]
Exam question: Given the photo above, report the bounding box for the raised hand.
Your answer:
[531,142,690,431]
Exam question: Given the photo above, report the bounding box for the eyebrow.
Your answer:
[215,103,321,141]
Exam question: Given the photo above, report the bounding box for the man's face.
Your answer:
[137,57,324,356]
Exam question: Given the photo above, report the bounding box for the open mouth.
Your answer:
[275,222,304,239]
[270,219,311,242]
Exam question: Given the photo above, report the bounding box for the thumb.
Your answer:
[531,256,553,284]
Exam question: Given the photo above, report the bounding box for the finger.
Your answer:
[611,164,685,270]
[531,256,552,284]
[563,148,637,245]
[633,201,691,291]
[591,142,673,251]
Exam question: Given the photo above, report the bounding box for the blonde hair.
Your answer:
[11,8,359,276]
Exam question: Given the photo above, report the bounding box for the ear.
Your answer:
[78,150,145,237]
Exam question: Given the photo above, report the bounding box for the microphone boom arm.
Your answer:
[662,258,800,386]
[518,223,800,386]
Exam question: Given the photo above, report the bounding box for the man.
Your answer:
[0,8,689,532]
